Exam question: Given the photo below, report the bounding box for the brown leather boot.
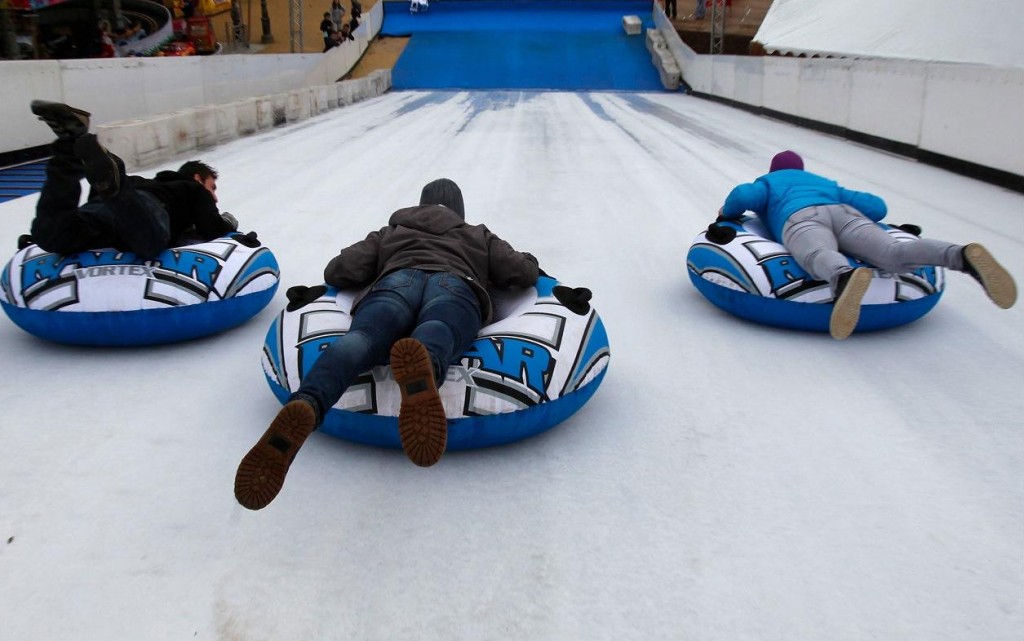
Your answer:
[234,399,318,510]
[390,338,448,467]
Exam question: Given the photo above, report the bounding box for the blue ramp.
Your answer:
[0,160,47,205]
[383,1,665,91]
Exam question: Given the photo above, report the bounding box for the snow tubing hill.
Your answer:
[1,234,280,346]
[262,275,610,450]
[687,217,945,333]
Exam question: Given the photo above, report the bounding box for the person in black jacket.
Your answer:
[28,100,237,259]
[234,178,540,510]
[319,12,334,51]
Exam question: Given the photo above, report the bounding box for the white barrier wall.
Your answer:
[848,61,927,146]
[0,61,65,152]
[920,65,1024,175]
[653,6,1024,179]
[0,0,385,157]
[95,70,391,171]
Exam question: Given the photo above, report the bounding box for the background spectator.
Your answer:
[331,0,345,31]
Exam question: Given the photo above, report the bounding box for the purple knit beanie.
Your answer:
[769,150,804,172]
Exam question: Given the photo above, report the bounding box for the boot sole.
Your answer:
[30,101,91,120]
[234,400,317,510]
[391,338,447,467]
[830,267,873,340]
[964,244,1017,309]
[30,100,91,139]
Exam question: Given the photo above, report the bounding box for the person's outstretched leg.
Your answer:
[393,273,483,466]
[390,337,448,467]
[782,206,861,292]
[782,206,874,340]
[834,207,1017,309]
[234,270,423,509]
[234,400,318,511]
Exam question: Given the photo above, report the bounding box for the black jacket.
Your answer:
[127,171,235,243]
[324,205,539,323]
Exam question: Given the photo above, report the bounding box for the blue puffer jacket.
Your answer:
[720,169,888,242]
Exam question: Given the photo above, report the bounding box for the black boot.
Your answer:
[73,134,120,199]
[30,100,91,141]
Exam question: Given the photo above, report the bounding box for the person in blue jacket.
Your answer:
[719,150,1016,340]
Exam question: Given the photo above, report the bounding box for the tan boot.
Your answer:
[829,267,873,340]
[962,244,1017,309]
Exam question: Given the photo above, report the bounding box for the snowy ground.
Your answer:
[1,90,1021,641]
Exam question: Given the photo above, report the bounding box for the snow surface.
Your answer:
[1,90,1022,640]
[755,0,1024,68]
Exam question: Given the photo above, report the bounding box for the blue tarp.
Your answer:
[383,1,665,91]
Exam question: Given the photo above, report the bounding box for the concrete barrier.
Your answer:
[646,28,681,91]
[623,15,642,36]
[0,0,387,158]
[94,70,392,172]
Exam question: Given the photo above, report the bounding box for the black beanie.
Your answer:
[419,178,465,220]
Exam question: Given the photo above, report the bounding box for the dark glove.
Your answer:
[17,234,33,250]
[522,252,548,277]
[230,231,261,248]
[895,223,922,237]
[221,212,239,232]
[553,286,592,315]
[705,222,736,245]
[286,285,328,311]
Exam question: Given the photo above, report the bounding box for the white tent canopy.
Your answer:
[753,0,1024,68]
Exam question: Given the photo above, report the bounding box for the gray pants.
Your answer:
[781,204,964,292]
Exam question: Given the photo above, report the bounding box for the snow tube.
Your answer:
[686,217,945,333]
[262,275,610,450]
[1,233,280,346]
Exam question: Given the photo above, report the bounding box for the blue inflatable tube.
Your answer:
[686,217,945,334]
[1,234,280,346]
[262,276,611,450]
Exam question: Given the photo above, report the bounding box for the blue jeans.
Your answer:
[293,268,483,425]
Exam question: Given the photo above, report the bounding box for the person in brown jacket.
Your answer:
[235,178,540,510]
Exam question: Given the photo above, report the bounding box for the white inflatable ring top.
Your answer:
[686,216,945,333]
[1,233,280,346]
[262,275,611,450]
